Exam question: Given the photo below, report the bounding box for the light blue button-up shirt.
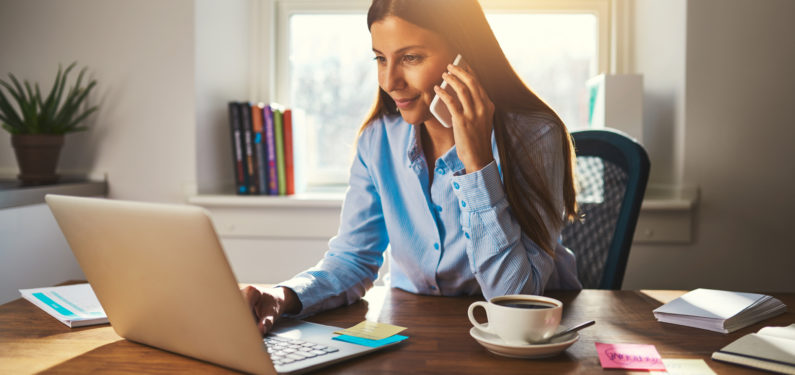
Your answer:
[279,114,581,317]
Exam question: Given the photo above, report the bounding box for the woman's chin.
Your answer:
[398,110,432,126]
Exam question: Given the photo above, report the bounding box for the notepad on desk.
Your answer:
[19,283,108,328]
[712,324,795,374]
[652,288,787,333]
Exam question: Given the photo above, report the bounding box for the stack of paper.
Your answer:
[652,288,787,333]
[333,320,409,347]
[19,283,108,328]
[712,324,795,374]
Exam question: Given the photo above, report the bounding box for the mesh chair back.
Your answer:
[562,129,650,289]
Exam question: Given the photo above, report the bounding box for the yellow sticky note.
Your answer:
[661,359,717,375]
[334,320,407,341]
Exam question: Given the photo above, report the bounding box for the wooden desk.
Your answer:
[1,287,792,374]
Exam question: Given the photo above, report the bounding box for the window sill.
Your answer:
[188,192,344,209]
[187,192,344,239]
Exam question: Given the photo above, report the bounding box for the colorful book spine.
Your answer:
[240,102,258,194]
[228,102,248,194]
[283,109,294,195]
[264,105,278,195]
[273,107,287,196]
[251,103,268,194]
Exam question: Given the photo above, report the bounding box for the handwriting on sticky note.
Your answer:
[334,320,407,341]
[661,359,717,375]
[595,342,666,371]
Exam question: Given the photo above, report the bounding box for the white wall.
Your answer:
[0,0,196,202]
[623,0,795,292]
[0,204,84,303]
[629,0,687,186]
[195,0,253,195]
[0,0,197,304]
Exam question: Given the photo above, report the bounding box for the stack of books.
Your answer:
[652,288,787,333]
[228,102,295,195]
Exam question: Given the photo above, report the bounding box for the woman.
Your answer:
[242,0,582,334]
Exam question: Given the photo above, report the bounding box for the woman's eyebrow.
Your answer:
[372,45,427,55]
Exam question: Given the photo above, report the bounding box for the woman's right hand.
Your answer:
[240,285,300,335]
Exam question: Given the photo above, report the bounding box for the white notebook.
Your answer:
[19,283,108,328]
[712,324,795,374]
[652,288,787,333]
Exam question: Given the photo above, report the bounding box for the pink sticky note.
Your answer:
[595,342,666,371]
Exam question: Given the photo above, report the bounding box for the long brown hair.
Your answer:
[363,0,577,256]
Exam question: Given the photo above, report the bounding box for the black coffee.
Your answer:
[495,300,555,309]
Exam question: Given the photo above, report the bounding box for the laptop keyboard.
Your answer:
[264,336,340,366]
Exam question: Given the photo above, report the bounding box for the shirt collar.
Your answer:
[404,121,498,176]
[406,123,423,167]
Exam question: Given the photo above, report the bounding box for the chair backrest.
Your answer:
[561,128,650,290]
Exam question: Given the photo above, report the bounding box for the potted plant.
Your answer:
[0,62,98,186]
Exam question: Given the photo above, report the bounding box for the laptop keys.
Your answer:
[264,336,340,366]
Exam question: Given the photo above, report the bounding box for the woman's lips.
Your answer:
[393,95,419,109]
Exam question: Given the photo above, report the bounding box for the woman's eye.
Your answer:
[373,56,386,64]
[403,55,422,63]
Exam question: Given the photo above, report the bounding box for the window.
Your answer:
[273,0,608,191]
[285,13,375,187]
[486,13,598,129]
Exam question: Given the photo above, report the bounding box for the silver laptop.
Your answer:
[46,194,401,374]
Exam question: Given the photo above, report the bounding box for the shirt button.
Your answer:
[436,167,446,175]
[461,201,467,208]
[465,232,470,239]
[430,286,437,290]
[453,182,460,189]
[433,243,440,250]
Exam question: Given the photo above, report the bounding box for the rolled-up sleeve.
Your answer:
[278,126,389,317]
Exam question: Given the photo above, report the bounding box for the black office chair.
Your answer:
[561,128,650,290]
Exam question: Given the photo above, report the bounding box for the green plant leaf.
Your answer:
[0,104,22,130]
[62,106,98,132]
[2,123,19,134]
[1,62,98,135]
[7,74,28,105]
[35,83,44,107]
[0,87,24,129]
[51,63,76,126]
[57,79,96,130]
[0,78,27,112]
[15,97,36,132]
[41,64,63,117]
[23,80,36,105]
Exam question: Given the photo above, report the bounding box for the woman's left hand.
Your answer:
[433,63,495,174]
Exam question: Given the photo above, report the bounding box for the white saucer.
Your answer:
[469,325,579,359]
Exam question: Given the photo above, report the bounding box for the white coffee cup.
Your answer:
[467,294,562,345]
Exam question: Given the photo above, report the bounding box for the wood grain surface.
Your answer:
[1,284,792,374]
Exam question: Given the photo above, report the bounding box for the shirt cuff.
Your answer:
[450,160,505,211]
[276,277,320,319]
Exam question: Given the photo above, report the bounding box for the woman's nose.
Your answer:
[380,64,405,92]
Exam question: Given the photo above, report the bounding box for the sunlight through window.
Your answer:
[286,11,599,188]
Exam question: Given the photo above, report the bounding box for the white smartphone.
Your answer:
[429,54,466,128]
